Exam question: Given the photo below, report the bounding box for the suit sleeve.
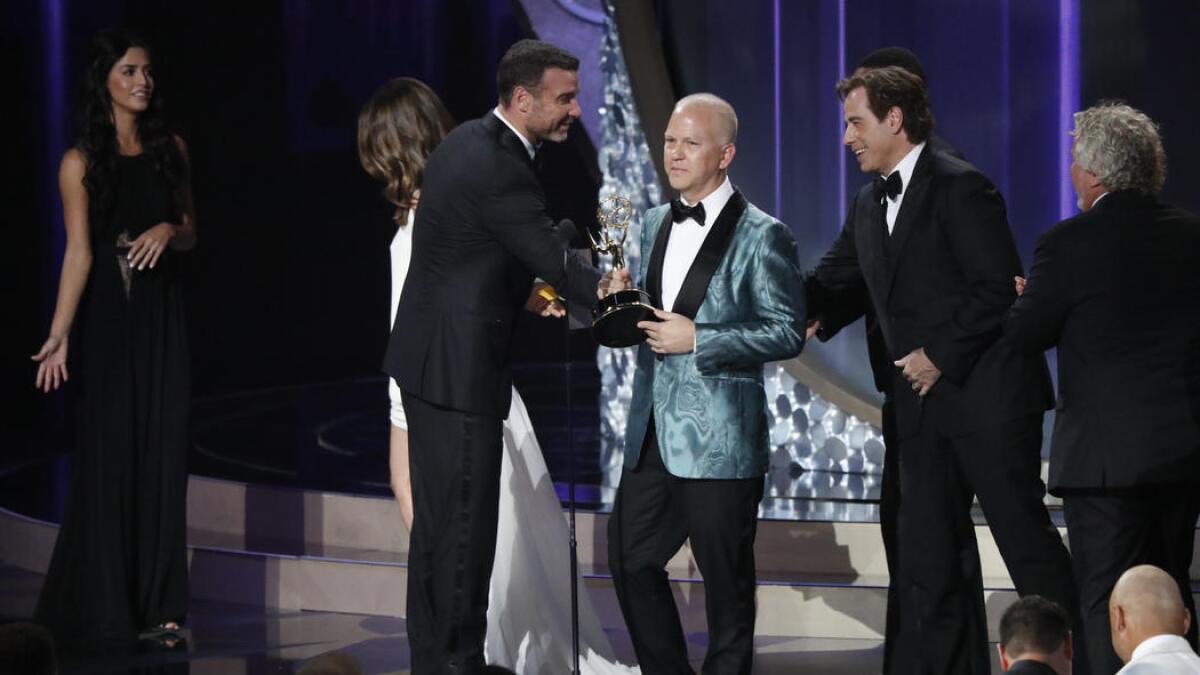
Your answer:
[806,196,868,340]
[694,221,806,374]
[923,172,1024,385]
[1004,230,1069,352]
[483,157,601,305]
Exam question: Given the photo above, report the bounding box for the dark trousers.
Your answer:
[879,399,986,675]
[898,414,1079,675]
[608,420,764,675]
[1061,488,1200,674]
[401,390,503,675]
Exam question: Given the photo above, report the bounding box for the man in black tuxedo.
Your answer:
[383,40,601,673]
[805,66,1078,674]
[816,46,983,675]
[1006,103,1200,674]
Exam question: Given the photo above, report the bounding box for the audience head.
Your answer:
[357,77,454,224]
[997,595,1073,674]
[836,66,934,175]
[855,46,928,82]
[496,39,581,144]
[297,650,363,675]
[0,621,57,675]
[664,93,738,203]
[1110,564,1191,664]
[1071,102,1166,211]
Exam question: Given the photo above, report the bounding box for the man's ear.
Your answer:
[888,106,904,135]
[1110,602,1125,631]
[718,143,736,170]
[997,643,1012,671]
[513,86,532,114]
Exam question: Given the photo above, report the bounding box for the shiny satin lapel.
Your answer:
[671,190,747,320]
[884,149,932,299]
[645,207,674,309]
[482,112,534,168]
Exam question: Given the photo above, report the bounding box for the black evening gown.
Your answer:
[35,152,191,645]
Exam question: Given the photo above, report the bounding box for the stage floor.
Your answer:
[0,368,1074,674]
[0,562,889,674]
[186,369,888,522]
[5,367,1055,529]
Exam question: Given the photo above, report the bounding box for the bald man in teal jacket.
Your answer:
[603,93,806,675]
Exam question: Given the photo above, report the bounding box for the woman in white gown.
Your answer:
[357,77,636,674]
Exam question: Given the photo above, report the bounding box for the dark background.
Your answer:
[7,0,1199,463]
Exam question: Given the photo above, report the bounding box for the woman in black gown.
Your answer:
[31,27,197,645]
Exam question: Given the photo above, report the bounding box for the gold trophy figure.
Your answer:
[590,194,656,347]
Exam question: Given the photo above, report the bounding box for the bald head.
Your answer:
[664,93,738,203]
[674,93,738,145]
[1110,565,1192,663]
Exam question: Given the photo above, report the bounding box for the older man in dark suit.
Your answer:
[1006,102,1200,674]
[806,67,1078,674]
[383,40,601,673]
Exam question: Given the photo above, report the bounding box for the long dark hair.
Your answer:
[356,78,454,224]
[75,27,184,222]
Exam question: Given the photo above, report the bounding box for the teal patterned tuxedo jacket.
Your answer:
[623,190,807,479]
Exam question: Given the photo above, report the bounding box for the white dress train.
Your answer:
[388,214,637,674]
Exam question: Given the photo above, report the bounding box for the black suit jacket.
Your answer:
[1006,190,1200,491]
[383,113,601,418]
[807,147,1053,438]
[819,133,966,395]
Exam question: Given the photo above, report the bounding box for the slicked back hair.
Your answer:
[497,39,579,107]
[836,66,934,145]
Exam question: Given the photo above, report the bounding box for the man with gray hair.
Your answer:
[1007,102,1200,673]
[1111,565,1200,673]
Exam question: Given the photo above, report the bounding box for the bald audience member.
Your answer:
[998,596,1073,674]
[1111,565,1200,673]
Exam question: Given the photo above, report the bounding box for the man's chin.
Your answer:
[544,127,571,143]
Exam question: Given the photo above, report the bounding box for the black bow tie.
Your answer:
[670,199,706,225]
[873,171,903,203]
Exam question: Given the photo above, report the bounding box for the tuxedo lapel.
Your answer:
[645,208,674,310]
[482,112,535,169]
[671,190,747,319]
[884,148,933,299]
[862,192,889,299]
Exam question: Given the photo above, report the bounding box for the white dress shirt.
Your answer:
[493,107,537,159]
[661,176,735,313]
[1118,634,1200,674]
[883,141,926,234]
[387,209,415,429]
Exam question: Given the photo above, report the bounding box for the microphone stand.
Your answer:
[556,225,583,675]
[566,316,581,675]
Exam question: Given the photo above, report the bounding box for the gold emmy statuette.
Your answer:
[590,195,656,348]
